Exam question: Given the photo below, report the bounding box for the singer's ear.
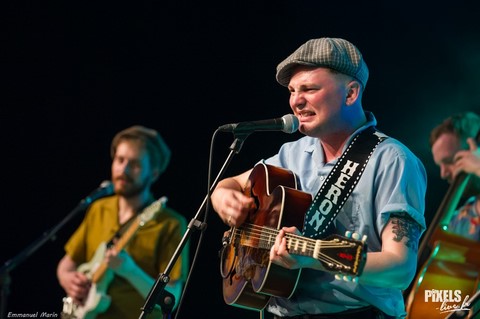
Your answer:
[345,80,361,106]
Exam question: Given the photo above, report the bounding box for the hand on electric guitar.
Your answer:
[58,260,92,306]
[60,197,168,319]
[104,248,137,278]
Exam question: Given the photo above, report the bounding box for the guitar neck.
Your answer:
[236,223,365,276]
[90,217,143,283]
[239,223,317,257]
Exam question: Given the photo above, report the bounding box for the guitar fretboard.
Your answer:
[232,223,364,275]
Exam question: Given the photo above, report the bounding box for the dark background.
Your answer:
[2,1,480,318]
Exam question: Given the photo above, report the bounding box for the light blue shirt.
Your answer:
[263,112,427,318]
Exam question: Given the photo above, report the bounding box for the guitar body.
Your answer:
[62,243,114,319]
[221,163,312,310]
[247,166,313,296]
[61,197,168,319]
[221,163,367,312]
[221,262,270,311]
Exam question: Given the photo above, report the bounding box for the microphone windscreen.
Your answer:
[282,114,299,133]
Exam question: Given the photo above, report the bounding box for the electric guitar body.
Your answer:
[61,197,167,319]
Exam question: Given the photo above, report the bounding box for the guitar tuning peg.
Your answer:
[344,230,352,238]
[335,274,342,281]
[361,235,368,243]
[343,275,351,282]
[352,277,359,283]
[352,232,360,240]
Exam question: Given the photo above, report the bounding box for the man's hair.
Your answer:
[110,125,171,175]
[429,112,480,149]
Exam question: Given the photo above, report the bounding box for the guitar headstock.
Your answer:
[316,231,367,279]
[139,196,168,226]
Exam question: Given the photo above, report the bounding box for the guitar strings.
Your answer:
[232,225,350,270]
[238,223,355,248]
[229,223,357,270]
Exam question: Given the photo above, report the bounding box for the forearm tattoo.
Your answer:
[390,213,421,252]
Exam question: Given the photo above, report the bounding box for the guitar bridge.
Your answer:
[61,297,78,319]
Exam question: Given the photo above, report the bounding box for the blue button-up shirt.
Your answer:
[263,112,427,318]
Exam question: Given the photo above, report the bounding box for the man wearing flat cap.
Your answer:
[211,37,426,319]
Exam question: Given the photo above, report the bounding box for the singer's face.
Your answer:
[287,66,353,137]
[431,132,462,184]
[111,140,154,197]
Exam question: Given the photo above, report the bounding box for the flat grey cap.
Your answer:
[276,37,369,89]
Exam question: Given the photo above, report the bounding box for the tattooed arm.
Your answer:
[358,212,422,290]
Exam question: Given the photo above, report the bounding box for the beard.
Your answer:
[113,176,150,198]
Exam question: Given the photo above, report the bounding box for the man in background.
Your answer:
[57,125,189,319]
[430,111,480,240]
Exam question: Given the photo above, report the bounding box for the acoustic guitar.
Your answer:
[219,163,367,311]
[61,196,167,319]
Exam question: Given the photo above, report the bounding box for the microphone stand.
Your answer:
[138,134,249,319]
[0,183,112,319]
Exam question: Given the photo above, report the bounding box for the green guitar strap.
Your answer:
[302,126,387,238]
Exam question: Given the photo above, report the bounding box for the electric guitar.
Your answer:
[61,196,168,319]
[219,163,367,311]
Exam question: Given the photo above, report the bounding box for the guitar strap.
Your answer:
[302,126,387,238]
[106,198,155,247]
[107,216,137,248]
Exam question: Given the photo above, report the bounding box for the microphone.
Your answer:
[80,180,114,206]
[218,114,299,134]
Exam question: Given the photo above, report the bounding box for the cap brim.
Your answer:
[276,61,318,87]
